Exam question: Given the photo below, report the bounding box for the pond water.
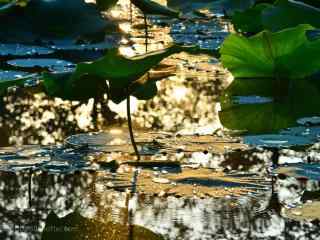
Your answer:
[1,0,320,239]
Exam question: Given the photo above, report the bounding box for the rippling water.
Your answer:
[1,0,320,239]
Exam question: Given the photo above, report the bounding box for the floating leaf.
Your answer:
[0,43,54,56]
[243,134,313,147]
[7,58,75,72]
[0,0,117,43]
[219,77,320,133]
[274,163,320,181]
[0,71,38,95]
[284,201,320,221]
[220,24,320,79]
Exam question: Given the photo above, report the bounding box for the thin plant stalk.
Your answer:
[126,92,141,161]
[28,169,32,208]
[144,14,148,53]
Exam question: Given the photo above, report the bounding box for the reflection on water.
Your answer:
[0,143,319,239]
[0,0,230,146]
[1,0,320,239]
[0,170,319,240]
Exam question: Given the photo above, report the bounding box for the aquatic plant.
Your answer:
[219,77,320,133]
[220,24,320,79]
[232,0,320,34]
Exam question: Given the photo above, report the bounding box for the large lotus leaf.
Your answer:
[232,3,272,34]
[44,45,196,103]
[132,0,180,18]
[0,0,116,43]
[0,71,37,95]
[219,77,320,133]
[42,72,107,101]
[262,0,320,32]
[109,67,175,102]
[220,24,320,79]
[232,0,320,34]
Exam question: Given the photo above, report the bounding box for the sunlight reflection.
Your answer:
[108,96,139,119]
[172,86,188,102]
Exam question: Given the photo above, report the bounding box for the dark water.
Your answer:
[1,0,320,239]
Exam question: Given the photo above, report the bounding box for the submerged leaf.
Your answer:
[219,77,320,133]
[220,24,320,79]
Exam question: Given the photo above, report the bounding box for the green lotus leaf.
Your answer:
[232,0,320,34]
[42,72,107,101]
[220,24,320,79]
[232,3,272,34]
[262,0,320,32]
[219,77,320,133]
[44,45,197,103]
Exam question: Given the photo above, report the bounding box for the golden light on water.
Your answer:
[108,97,139,119]
[119,22,132,34]
[109,128,124,135]
[172,86,188,102]
[0,0,231,145]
